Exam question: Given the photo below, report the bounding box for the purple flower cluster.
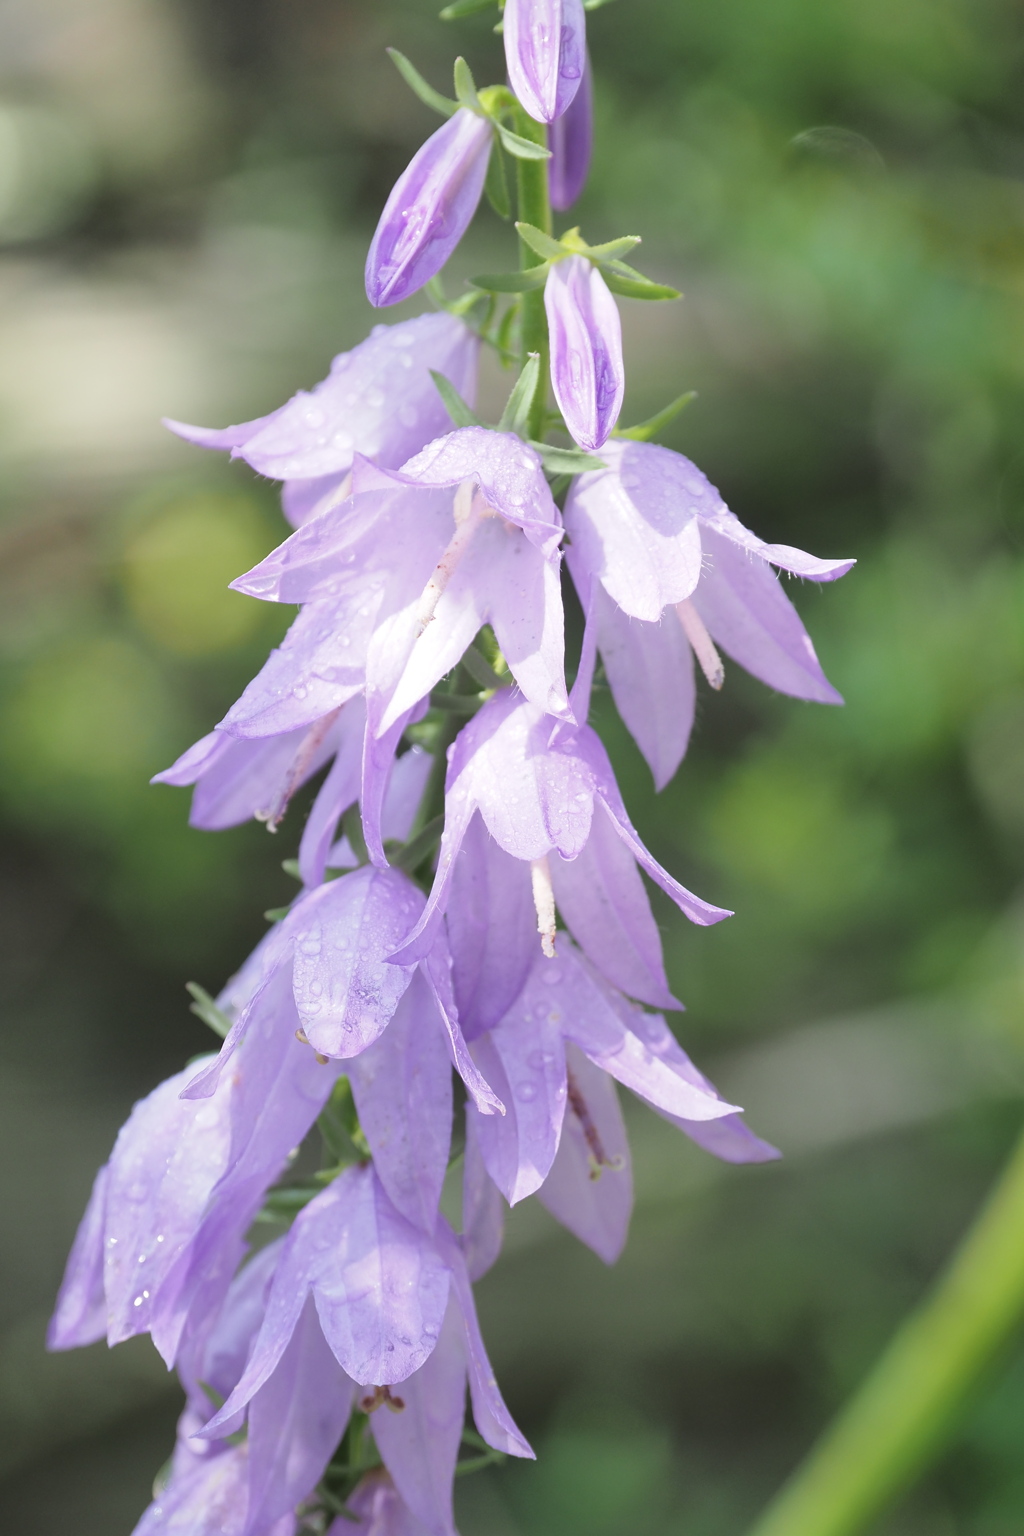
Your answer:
[50,7,855,1532]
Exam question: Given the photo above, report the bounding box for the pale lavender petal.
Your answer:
[245,1296,355,1534]
[282,473,348,529]
[189,731,327,832]
[545,256,624,451]
[203,1167,450,1431]
[564,439,704,620]
[371,1297,465,1536]
[396,427,562,555]
[362,707,427,869]
[702,501,855,581]
[504,0,586,124]
[584,577,695,791]
[691,525,844,703]
[549,52,592,209]
[462,1112,505,1282]
[297,704,365,888]
[447,813,536,1039]
[340,1474,432,1536]
[549,947,740,1121]
[180,1240,283,1411]
[133,1442,251,1536]
[366,110,492,308]
[550,800,681,1009]
[380,747,433,843]
[537,1043,632,1263]
[47,1163,108,1350]
[385,764,478,968]
[469,995,567,1204]
[421,937,506,1117]
[291,867,423,1058]
[348,971,453,1231]
[439,1223,533,1459]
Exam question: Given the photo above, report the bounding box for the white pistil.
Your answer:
[530,855,558,959]
[414,479,484,635]
[676,599,725,690]
[257,706,342,830]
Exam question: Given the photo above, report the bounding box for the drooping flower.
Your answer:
[366,110,493,308]
[565,438,855,786]
[544,255,624,450]
[165,313,479,528]
[389,689,731,983]
[549,53,593,210]
[504,0,587,125]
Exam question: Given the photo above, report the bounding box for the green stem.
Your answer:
[513,107,551,441]
[746,1117,1024,1536]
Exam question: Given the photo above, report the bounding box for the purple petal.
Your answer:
[158,728,325,833]
[421,936,506,1118]
[564,439,704,620]
[537,1043,632,1263]
[702,501,855,581]
[549,53,592,209]
[133,1442,252,1536]
[179,1240,283,1413]
[348,971,454,1231]
[170,314,478,481]
[469,993,567,1204]
[582,577,695,791]
[381,747,433,844]
[462,1113,505,1282]
[691,525,844,703]
[396,427,562,555]
[549,797,681,1009]
[447,813,536,1039]
[291,868,424,1058]
[504,0,586,124]
[340,1474,433,1536]
[47,1163,109,1350]
[245,1296,355,1533]
[439,1223,533,1459]
[297,705,365,888]
[366,110,492,308]
[370,1297,465,1536]
[282,472,349,529]
[361,706,427,869]
[545,256,624,451]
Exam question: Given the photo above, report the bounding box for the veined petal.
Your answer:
[545,256,624,451]
[469,992,567,1204]
[447,814,536,1039]
[504,0,586,124]
[549,52,593,209]
[537,1044,632,1263]
[396,427,562,555]
[462,1113,505,1281]
[366,110,492,308]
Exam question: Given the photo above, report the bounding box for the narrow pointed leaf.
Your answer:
[471,265,548,292]
[453,56,481,109]
[430,370,484,428]
[386,49,458,118]
[515,221,566,261]
[484,140,511,219]
[440,0,495,15]
[615,390,697,442]
[498,354,542,434]
[496,125,552,160]
[528,441,606,474]
[582,236,642,261]
[601,270,682,301]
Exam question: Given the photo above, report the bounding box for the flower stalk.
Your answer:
[513,105,553,441]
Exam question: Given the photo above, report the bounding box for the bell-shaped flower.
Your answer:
[166,314,479,528]
[504,0,586,124]
[336,1473,431,1536]
[389,689,730,984]
[366,110,493,308]
[549,53,593,211]
[565,438,855,787]
[545,255,624,450]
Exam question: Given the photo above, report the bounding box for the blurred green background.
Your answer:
[2,0,1024,1531]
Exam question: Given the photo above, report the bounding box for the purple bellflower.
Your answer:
[366,110,493,308]
[565,438,855,787]
[545,255,624,450]
[549,53,593,210]
[504,0,587,125]
[165,314,479,528]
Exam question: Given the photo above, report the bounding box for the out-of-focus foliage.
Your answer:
[1,1,1024,1533]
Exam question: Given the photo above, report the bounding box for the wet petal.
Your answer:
[537,1043,632,1263]
[462,1113,505,1282]
[504,0,586,124]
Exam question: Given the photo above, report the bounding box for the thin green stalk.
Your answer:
[513,107,551,441]
[747,1117,1024,1536]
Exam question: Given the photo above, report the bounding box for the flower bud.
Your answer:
[504,0,586,124]
[366,109,492,308]
[549,52,593,210]
[544,254,624,451]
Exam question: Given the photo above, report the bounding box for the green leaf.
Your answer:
[498,353,541,434]
[386,49,458,117]
[440,0,495,16]
[515,220,566,261]
[281,858,302,882]
[393,814,446,874]
[584,0,618,8]
[186,982,231,1039]
[462,642,508,690]
[615,390,697,442]
[471,265,547,293]
[529,441,606,475]
[601,270,682,301]
[583,235,642,261]
[430,370,483,428]
[495,300,519,362]
[452,56,480,109]
[484,140,510,219]
[496,124,551,160]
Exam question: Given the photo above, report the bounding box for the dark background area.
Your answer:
[2,0,1024,1531]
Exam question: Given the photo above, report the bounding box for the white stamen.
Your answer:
[531,856,558,959]
[256,706,342,830]
[415,481,484,634]
[676,599,725,690]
